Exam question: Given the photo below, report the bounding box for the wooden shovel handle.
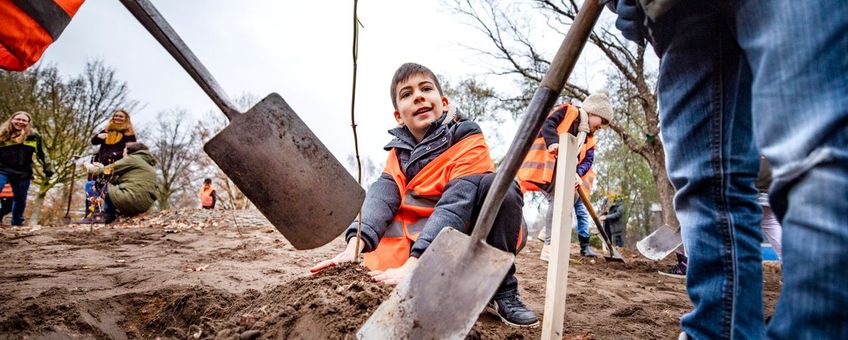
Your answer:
[120,0,241,119]
[577,185,624,259]
[470,0,604,243]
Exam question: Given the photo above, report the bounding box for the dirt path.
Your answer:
[0,209,782,339]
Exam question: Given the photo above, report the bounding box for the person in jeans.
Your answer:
[612,0,847,338]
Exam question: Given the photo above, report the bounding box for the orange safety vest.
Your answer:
[0,183,13,198]
[363,133,495,271]
[0,0,84,71]
[517,104,596,193]
[200,187,214,207]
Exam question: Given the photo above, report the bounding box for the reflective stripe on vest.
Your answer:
[0,183,13,198]
[0,0,84,71]
[517,104,597,192]
[200,187,214,207]
[363,133,495,271]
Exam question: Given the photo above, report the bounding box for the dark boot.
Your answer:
[579,235,598,257]
[486,290,539,328]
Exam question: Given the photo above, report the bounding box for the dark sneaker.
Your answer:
[659,252,688,279]
[486,291,539,328]
[658,264,687,279]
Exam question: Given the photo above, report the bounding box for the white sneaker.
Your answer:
[540,244,550,262]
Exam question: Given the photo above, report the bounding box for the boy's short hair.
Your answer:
[125,142,148,154]
[203,178,212,184]
[390,63,444,110]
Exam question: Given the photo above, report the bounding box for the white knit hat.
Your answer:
[582,90,613,124]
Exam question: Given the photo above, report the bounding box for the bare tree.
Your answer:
[448,0,678,228]
[151,109,197,210]
[0,61,137,224]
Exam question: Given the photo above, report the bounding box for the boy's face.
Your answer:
[393,73,449,142]
[588,114,608,132]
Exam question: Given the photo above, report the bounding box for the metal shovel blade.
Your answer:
[358,228,514,340]
[636,224,682,261]
[204,93,365,250]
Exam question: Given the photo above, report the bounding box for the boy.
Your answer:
[200,178,216,209]
[516,92,613,261]
[311,63,538,328]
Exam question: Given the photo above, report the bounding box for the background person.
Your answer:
[516,92,613,261]
[84,142,158,223]
[0,111,53,226]
[200,178,216,209]
[86,110,136,217]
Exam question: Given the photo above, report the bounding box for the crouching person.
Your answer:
[310,63,537,328]
[84,142,158,223]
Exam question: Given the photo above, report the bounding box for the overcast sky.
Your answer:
[41,1,499,162]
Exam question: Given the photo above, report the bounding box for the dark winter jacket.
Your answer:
[0,133,51,179]
[345,113,490,258]
[94,150,158,215]
[91,129,136,165]
[604,197,625,234]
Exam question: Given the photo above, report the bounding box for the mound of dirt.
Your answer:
[212,263,390,339]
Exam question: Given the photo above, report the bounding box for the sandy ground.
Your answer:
[0,209,782,339]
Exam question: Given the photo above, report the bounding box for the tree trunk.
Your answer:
[28,192,46,226]
[158,192,170,210]
[644,145,680,228]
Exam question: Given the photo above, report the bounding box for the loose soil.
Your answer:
[0,209,782,339]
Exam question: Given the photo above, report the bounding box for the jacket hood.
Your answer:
[130,150,157,167]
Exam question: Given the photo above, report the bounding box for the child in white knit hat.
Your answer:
[517,91,613,260]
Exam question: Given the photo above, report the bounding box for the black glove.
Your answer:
[44,169,54,179]
[614,0,649,46]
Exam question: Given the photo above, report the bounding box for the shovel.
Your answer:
[358,0,604,338]
[636,224,681,261]
[576,185,625,262]
[120,0,365,249]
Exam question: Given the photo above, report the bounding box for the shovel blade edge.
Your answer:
[358,228,514,340]
[636,224,682,261]
[205,93,365,250]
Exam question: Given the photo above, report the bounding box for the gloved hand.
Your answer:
[614,0,649,46]
[43,169,54,179]
[84,162,103,175]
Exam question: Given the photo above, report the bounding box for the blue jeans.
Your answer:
[0,174,31,226]
[544,191,591,245]
[648,1,848,338]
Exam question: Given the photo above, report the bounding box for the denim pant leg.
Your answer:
[573,198,590,238]
[9,178,31,226]
[649,2,764,338]
[731,1,848,337]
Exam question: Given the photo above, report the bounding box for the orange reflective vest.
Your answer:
[0,183,13,198]
[0,0,84,71]
[200,187,214,208]
[363,133,495,271]
[517,104,596,193]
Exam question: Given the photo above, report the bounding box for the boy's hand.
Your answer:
[547,143,560,155]
[309,239,362,274]
[97,133,108,139]
[368,257,419,285]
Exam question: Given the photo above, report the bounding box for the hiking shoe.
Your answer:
[540,244,550,262]
[659,252,688,279]
[486,291,539,328]
[658,264,687,279]
[578,235,598,257]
